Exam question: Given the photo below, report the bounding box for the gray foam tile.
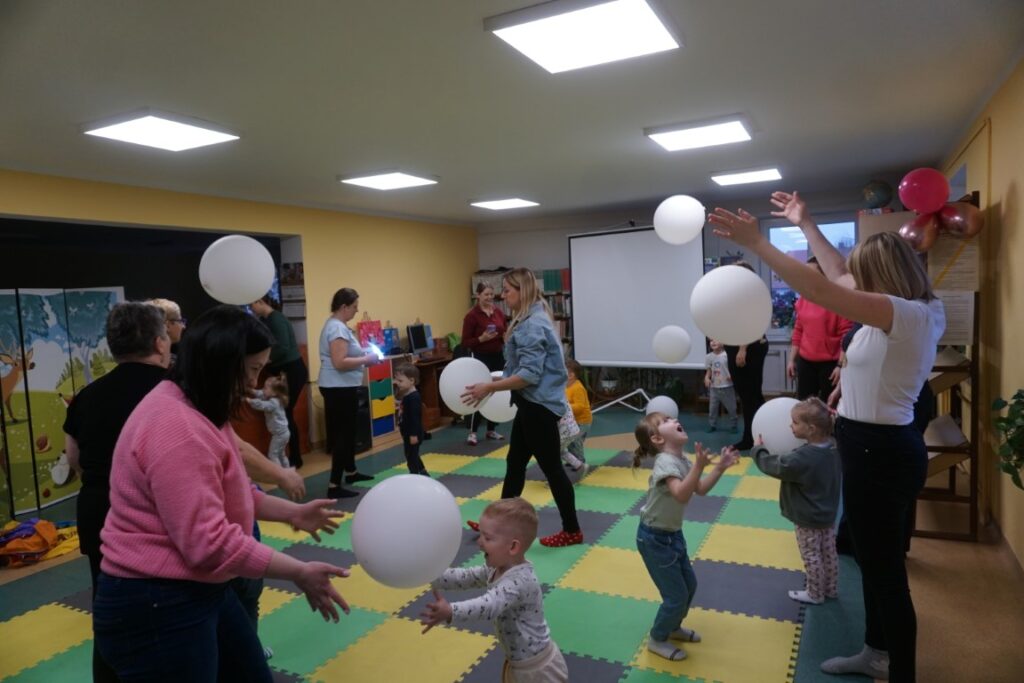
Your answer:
[56,586,94,613]
[282,543,357,568]
[537,506,619,541]
[683,492,728,523]
[461,644,627,682]
[396,587,493,637]
[437,473,502,498]
[690,558,805,622]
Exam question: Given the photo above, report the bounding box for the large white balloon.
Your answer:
[652,325,692,364]
[439,357,493,416]
[199,235,276,305]
[646,395,679,419]
[351,475,463,588]
[689,265,772,345]
[654,195,706,245]
[479,371,517,423]
[751,397,805,454]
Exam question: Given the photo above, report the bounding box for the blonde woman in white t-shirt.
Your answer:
[709,191,944,683]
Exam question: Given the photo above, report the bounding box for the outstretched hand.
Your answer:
[295,561,350,622]
[708,207,763,248]
[290,499,345,542]
[769,191,808,226]
[420,589,453,633]
[693,443,711,469]
[716,446,741,470]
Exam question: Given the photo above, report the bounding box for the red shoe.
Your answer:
[539,530,584,547]
[467,520,480,532]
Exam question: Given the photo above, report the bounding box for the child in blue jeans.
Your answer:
[633,412,739,661]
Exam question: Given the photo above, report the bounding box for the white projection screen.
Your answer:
[569,227,706,369]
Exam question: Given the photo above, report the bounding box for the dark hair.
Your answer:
[732,259,756,273]
[106,302,167,362]
[395,362,420,383]
[330,287,359,312]
[265,373,289,404]
[259,294,282,311]
[169,305,275,426]
[475,281,492,295]
[565,359,583,378]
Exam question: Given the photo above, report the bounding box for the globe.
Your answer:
[862,180,894,209]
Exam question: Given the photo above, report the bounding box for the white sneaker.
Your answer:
[788,589,824,605]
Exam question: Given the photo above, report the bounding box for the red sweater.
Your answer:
[461,305,507,355]
[100,381,274,583]
[791,298,854,362]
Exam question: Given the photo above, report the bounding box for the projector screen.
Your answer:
[569,227,706,369]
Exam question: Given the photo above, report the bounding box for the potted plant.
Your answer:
[992,390,1024,489]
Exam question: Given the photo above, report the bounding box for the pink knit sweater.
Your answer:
[100,381,275,582]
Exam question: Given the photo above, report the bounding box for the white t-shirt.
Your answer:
[838,296,945,425]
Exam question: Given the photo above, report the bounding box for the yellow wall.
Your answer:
[943,57,1024,565]
[0,169,479,384]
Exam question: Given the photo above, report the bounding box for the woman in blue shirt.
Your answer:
[463,268,582,547]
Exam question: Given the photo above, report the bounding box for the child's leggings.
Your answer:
[795,525,838,601]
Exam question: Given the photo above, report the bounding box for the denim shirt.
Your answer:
[504,302,567,416]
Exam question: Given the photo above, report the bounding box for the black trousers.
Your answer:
[726,340,768,448]
[319,386,359,485]
[469,350,505,434]
[269,357,309,465]
[795,356,838,402]
[501,397,580,533]
[836,417,927,683]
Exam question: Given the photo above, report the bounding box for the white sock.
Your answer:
[821,645,889,679]
[647,637,686,661]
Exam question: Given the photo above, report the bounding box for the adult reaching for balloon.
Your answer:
[709,190,944,683]
[460,268,583,548]
[93,306,350,682]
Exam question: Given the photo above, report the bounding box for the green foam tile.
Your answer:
[458,498,491,525]
[544,587,656,665]
[683,521,712,554]
[580,447,625,467]
[306,517,353,551]
[260,535,298,552]
[5,641,91,683]
[619,667,702,683]
[705,473,741,497]
[259,602,387,676]
[453,458,509,479]
[563,485,645,515]
[596,514,642,550]
[718,498,793,531]
[525,543,590,585]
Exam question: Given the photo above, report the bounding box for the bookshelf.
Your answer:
[469,268,573,354]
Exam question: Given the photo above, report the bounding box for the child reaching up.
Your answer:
[246,374,292,469]
[633,412,739,662]
[394,363,429,476]
[561,359,592,472]
[751,397,841,605]
[421,498,568,682]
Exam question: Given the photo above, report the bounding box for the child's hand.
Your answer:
[716,447,740,471]
[410,435,419,445]
[693,443,711,469]
[420,589,453,633]
[704,376,711,389]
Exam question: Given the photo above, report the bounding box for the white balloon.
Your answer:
[479,391,518,423]
[351,475,463,588]
[199,235,276,305]
[439,357,492,416]
[689,265,772,346]
[752,397,805,454]
[652,325,692,364]
[646,395,679,419]
[654,195,706,245]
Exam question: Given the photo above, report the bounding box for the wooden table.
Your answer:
[415,355,453,430]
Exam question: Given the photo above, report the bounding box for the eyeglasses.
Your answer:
[168,318,187,326]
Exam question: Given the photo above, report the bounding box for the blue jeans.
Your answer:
[93,573,272,683]
[636,523,697,641]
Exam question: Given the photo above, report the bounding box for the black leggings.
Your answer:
[726,340,768,447]
[319,386,359,485]
[270,357,308,464]
[469,351,505,434]
[836,417,927,683]
[795,356,837,402]
[501,397,580,534]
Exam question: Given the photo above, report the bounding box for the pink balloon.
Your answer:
[898,168,950,214]
[937,202,984,238]
[898,213,939,252]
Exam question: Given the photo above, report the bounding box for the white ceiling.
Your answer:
[1,0,1022,227]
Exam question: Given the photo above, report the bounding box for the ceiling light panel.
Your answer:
[486,0,679,74]
[711,168,783,186]
[646,119,751,152]
[471,198,540,210]
[339,172,438,190]
[83,113,238,151]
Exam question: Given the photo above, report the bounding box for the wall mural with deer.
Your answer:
[0,287,122,523]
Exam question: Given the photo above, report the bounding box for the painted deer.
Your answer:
[0,342,34,422]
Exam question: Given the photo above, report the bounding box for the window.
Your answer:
[767,221,856,328]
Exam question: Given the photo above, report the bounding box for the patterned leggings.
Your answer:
[795,526,838,601]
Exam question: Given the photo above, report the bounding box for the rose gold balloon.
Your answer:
[898,213,939,252]
[937,202,984,238]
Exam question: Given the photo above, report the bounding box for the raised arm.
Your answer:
[769,191,854,287]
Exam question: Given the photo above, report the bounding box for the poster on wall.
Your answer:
[281,262,305,301]
[0,289,23,523]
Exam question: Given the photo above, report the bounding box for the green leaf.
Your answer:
[1000,461,1016,474]
[999,443,1013,457]
[1013,470,1023,490]
[993,398,1009,411]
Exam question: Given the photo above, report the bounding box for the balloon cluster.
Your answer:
[897,168,984,252]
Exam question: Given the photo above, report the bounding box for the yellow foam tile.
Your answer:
[259,586,297,617]
[558,546,659,602]
[260,520,314,542]
[332,565,426,615]
[476,480,553,508]
[484,445,509,460]
[719,455,752,475]
[695,524,803,571]
[631,607,798,683]
[419,453,477,473]
[579,465,649,491]
[311,617,495,683]
[455,496,470,505]
[0,603,92,677]
[732,474,780,501]
[586,433,638,451]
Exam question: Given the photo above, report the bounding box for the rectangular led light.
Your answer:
[471,198,540,210]
[711,168,783,186]
[83,112,238,151]
[485,0,679,74]
[646,119,751,152]
[339,172,438,190]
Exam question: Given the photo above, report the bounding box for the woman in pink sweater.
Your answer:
[787,257,854,401]
[94,306,349,682]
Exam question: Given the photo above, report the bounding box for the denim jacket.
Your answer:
[504,302,567,416]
